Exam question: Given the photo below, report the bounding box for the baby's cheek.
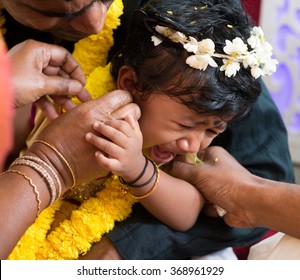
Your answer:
[200,138,215,151]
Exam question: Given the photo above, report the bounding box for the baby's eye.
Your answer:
[178,123,192,129]
[206,129,218,136]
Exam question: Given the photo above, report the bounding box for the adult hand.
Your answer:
[9,39,91,120]
[26,90,141,191]
[169,146,255,228]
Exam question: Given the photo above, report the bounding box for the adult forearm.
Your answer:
[0,165,54,259]
[241,175,300,239]
[5,105,32,167]
[0,141,72,259]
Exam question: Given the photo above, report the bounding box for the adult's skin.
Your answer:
[0,30,140,259]
[1,0,114,43]
[8,40,92,161]
[169,146,300,240]
[0,89,140,259]
[2,0,114,165]
[10,39,91,118]
[1,0,295,260]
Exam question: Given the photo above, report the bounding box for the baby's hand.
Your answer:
[86,115,145,181]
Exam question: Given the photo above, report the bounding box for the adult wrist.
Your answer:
[238,174,268,228]
[25,140,74,194]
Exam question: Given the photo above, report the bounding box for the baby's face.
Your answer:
[136,93,227,165]
[2,0,114,41]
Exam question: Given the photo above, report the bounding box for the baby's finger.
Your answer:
[92,121,134,148]
[94,150,120,171]
[86,130,123,159]
[124,114,140,132]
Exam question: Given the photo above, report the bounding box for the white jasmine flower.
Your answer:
[151,25,278,79]
[223,37,248,57]
[186,54,217,71]
[248,26,265,49]
[184,37,200,53]
[184,38,215,55]
[251,26,264,37]
[262,41,273,53]
[251,66,264,79]
[198,38,216,55]
[259,42,273,60]
[262,58,278,75]
[220,59,240,77]
[169,31,186,43]
[244,53,259,68]
[155,25,171,36]
[151,35,163,46]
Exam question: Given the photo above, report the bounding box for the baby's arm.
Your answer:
[86,117,205,231]
[138,169,205,231]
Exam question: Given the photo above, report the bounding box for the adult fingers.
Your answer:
[169,160,198,181]
[111,103,141,121]
[43,65,70,78]
[83,90,136,121]
[203,204,220,218]
[45,44,86,86]
[39,75,87,96]
[100,90,141,121]
[34,97,59,120]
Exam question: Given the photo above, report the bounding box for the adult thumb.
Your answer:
[168,160,196,181]
[42,75,84,97]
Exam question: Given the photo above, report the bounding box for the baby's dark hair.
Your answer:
[111,0,261,121]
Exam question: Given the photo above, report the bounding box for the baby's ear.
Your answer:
[117,66,138,92]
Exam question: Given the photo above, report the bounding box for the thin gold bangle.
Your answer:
[21,155,62,199]
[11,158,57,206]
[32,140,76,189]
[1,169,41,216]
[128,160,160,200]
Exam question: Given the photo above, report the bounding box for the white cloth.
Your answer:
[248,232,300,260]
[192,247,238,260]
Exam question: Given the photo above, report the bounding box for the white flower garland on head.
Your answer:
[151,25,278,79]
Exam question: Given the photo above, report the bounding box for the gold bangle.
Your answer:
[1,169,41,216]
[32,140,76,189]
[11,158,57,206]
[128,160,160,200]
[20,155,62,199]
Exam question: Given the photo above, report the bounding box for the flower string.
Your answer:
[9,176,136,259]
[151,25,278,78]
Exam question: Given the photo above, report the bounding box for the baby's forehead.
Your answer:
[173,106,227,127]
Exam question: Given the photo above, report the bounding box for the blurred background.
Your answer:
[243,0,300,183]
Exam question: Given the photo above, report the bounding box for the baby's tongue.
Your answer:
[150,146,176,164]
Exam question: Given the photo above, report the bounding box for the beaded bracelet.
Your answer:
[20,155,62,200]
[119,156,148,186]
[32,140,76,189]
[1,169,42,216]
[11,158,57,206]
[128,160,160,200]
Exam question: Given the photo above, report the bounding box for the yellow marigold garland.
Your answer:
[72,0,123,76]
[6,0,138,260]
[37,176,136,259]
